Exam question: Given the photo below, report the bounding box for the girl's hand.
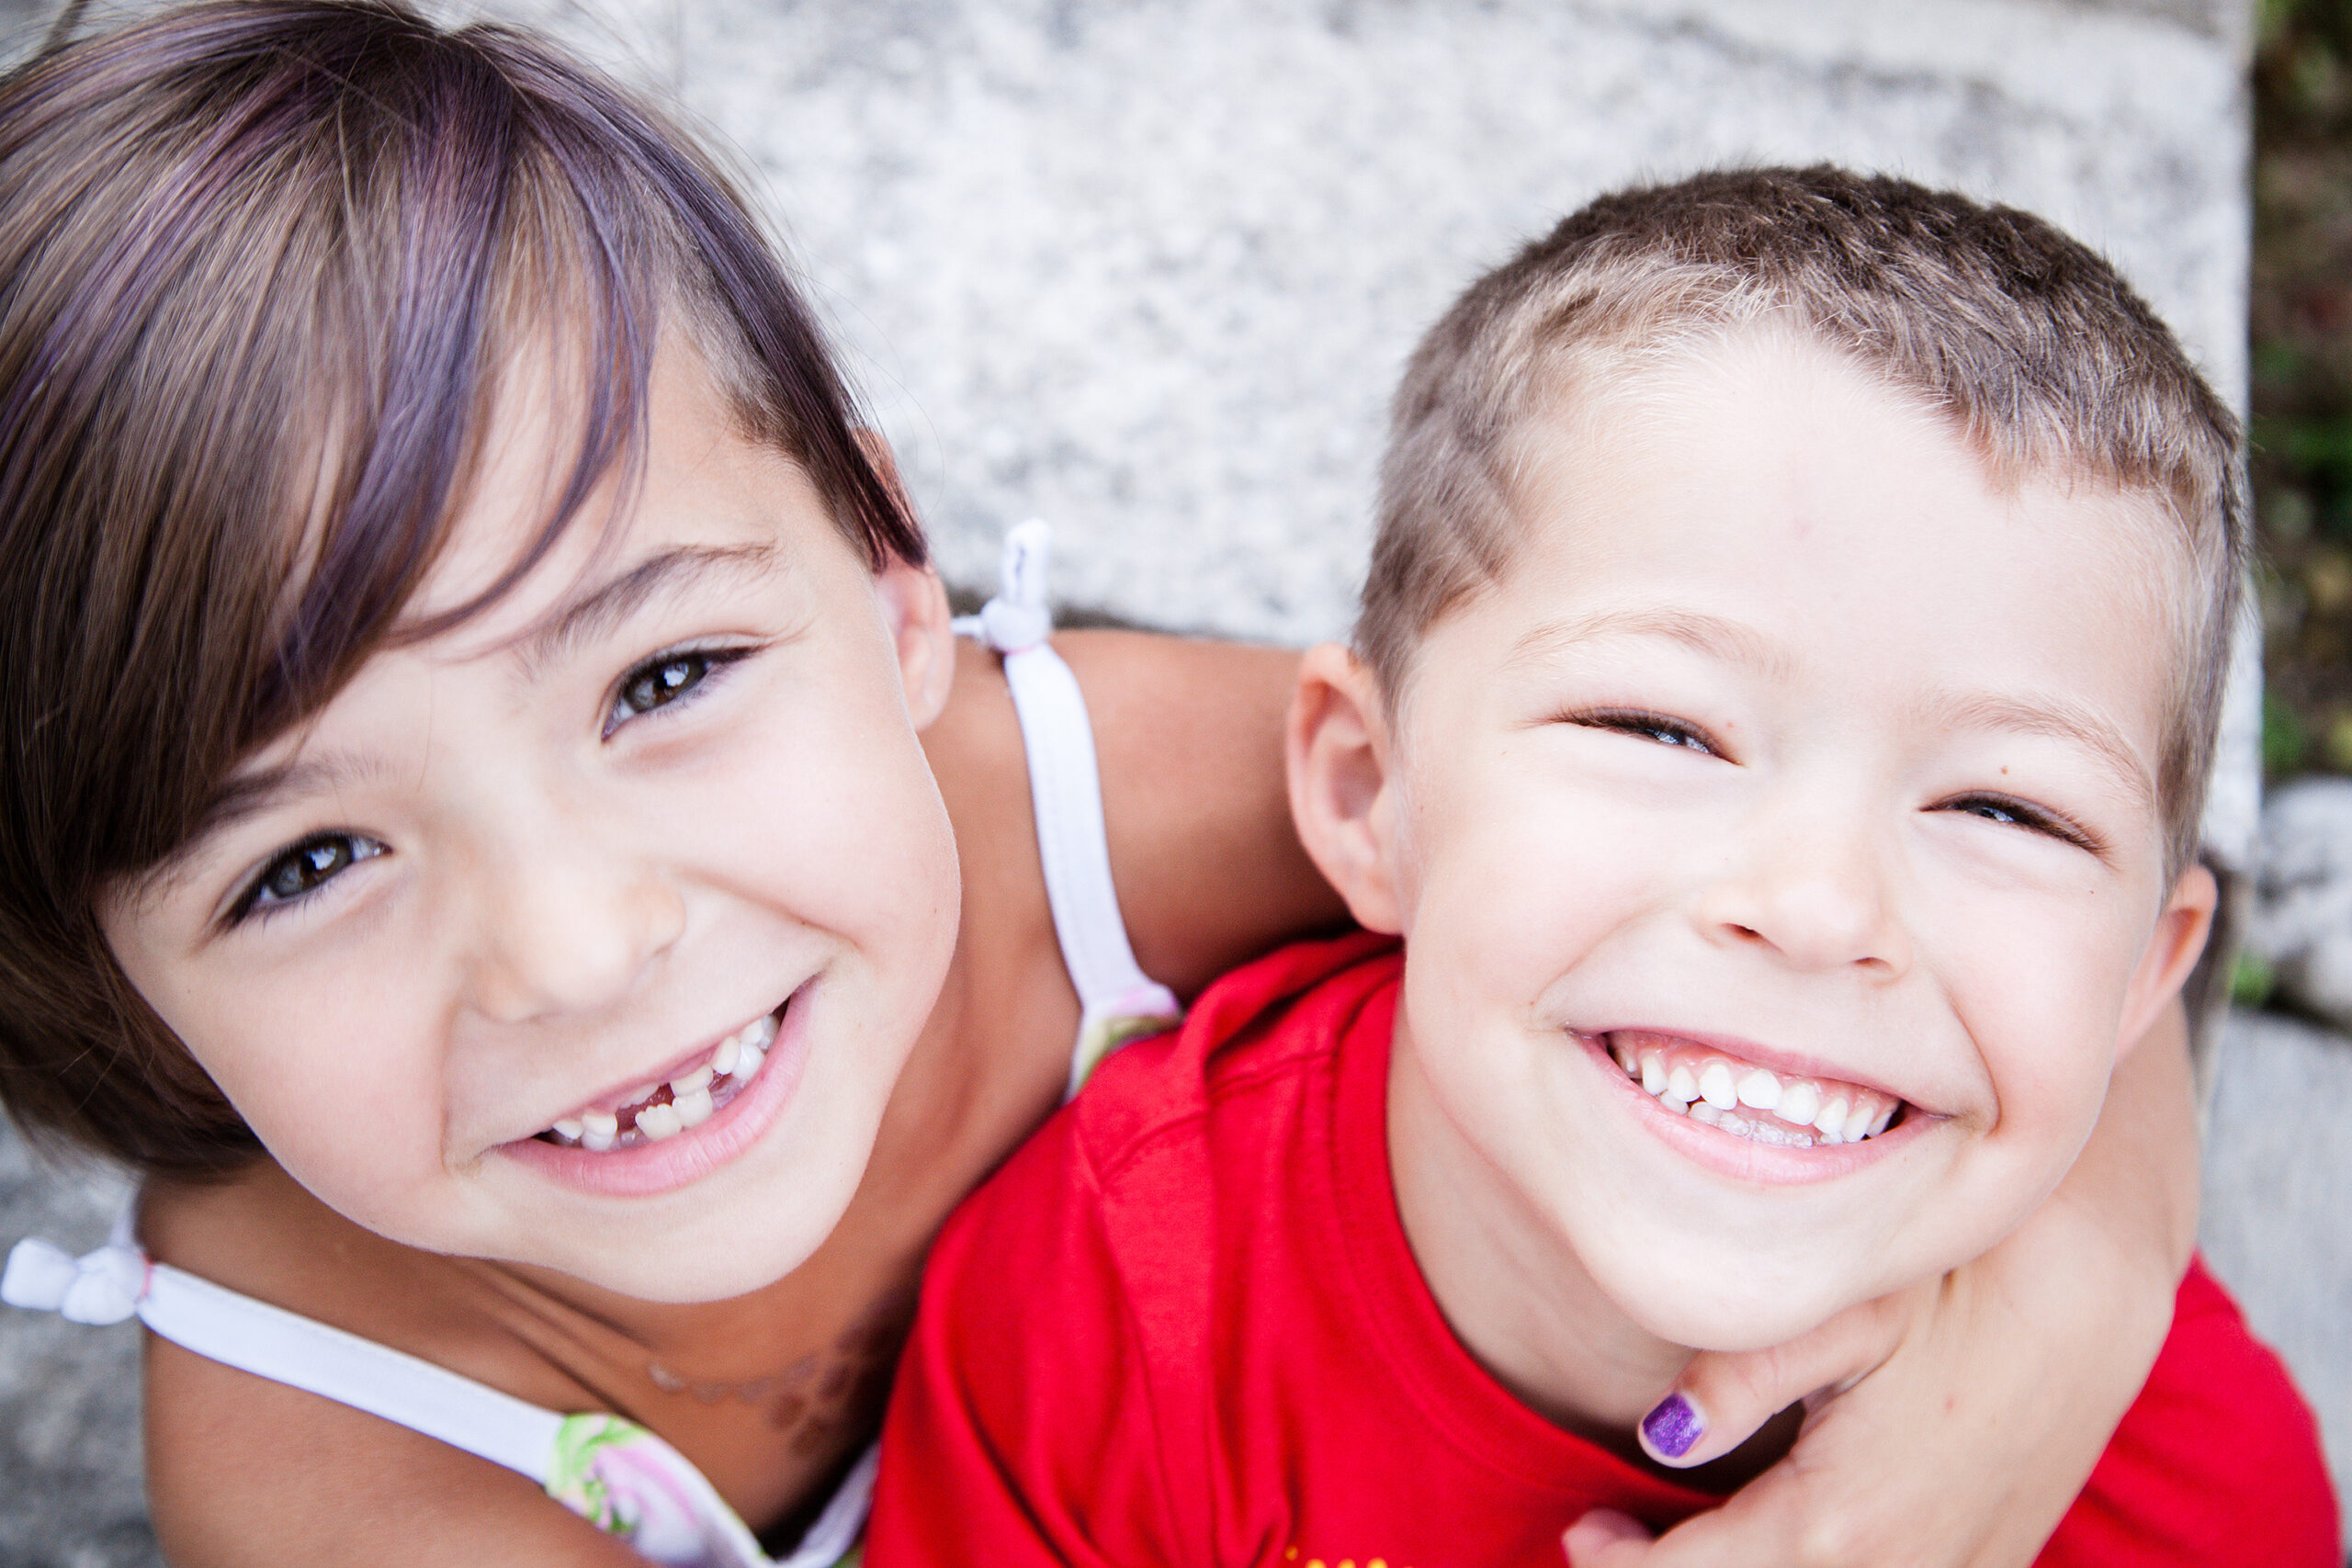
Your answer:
[1566,997,2199,1568]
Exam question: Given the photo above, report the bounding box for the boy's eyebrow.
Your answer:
[509,540,781,679]
[1922,691,2156,812]
[1510,608,2157,808]
[1509,607,1795,682]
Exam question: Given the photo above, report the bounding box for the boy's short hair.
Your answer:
[0,1,922,1177]
[1359,165,2245,877]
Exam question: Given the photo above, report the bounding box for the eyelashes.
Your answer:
[602,644,753,738]
[232,833,386,923]
[1930,793,2104,854]
[1568,707,1725,759]
[226,641,762,926]
[1562,707,2104,854]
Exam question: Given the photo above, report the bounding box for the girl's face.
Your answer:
[105,350,962,1303]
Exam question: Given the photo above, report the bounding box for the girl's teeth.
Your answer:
[1736,1068,1781,1111]
[1815,1097,1849,1138]
[1640,1053,1668,1095]
[1698,1062,1740,1111]
[1666,1064,1701,1104]
[545,1005,786,1151]
[1842,1103,1872,1143]
[1778,1080,1820,1126]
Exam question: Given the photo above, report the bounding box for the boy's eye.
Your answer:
[1938,794,2098,852]
[1578,708,1721,757]
[241,834,384,917]
[605,647,749,737]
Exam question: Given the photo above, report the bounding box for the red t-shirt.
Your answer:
[871,934,2339,1566]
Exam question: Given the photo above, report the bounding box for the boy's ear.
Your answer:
[1287,642,1407,935]
[2113,861,2219,1063]
[854,429,956,730]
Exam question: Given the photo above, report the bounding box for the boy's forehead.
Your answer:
[1423,336,2188,782]
[1498,333,2194,636]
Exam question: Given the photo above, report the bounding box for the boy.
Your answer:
[866,168,2339,1565]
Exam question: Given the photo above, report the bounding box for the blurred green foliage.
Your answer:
[2252,0,2352,776]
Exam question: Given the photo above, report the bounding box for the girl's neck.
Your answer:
[1385,1020,1690,1453]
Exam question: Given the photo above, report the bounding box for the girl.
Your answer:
[0,5,2205,1565]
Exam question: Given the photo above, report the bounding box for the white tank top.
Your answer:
[3,521,1181,1568]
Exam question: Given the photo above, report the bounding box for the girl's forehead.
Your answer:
[401,347,809,649]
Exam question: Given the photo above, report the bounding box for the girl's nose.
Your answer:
[1691,802,1912,978]
[465,830,687,1024]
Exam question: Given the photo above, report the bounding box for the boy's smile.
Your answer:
[103,348,963,1303]
[1296,330,2212,1417]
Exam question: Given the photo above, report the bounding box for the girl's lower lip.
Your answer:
[493,990,811,1199]
[1577,1029,1924,1185]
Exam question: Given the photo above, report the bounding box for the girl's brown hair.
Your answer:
[0,1,926,1176]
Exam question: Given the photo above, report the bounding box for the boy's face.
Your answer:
[104,347,962,1303]
[1302,333,2211,1351]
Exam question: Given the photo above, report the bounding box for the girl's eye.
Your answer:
[241,834,384,918]
[1579,709,1721,757]
[605,648,748,736]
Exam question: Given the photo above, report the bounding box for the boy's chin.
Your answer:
[1599,1247,1881,1355]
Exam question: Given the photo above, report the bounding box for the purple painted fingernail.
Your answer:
[1642,1392,1704,1459]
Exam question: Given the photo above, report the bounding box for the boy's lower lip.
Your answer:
[1575,1029,1927,1185]
[492,987,812,1199]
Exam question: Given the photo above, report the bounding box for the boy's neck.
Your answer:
[1385,1012,1690,1453]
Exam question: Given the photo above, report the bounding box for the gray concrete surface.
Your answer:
[0,1,2340,1564]
[2202,1008,2352,1546]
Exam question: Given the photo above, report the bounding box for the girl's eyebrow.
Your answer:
[509,541,781,680]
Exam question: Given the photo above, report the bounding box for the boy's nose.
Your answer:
[463,830,687,1024]
[1692,807,1912,978]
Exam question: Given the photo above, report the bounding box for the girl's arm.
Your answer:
[1566,998,2199,1568]
[144,1331,648,1568]
[1058,632,1350,995]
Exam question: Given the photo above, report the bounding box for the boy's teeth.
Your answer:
[636,1102,684,1140]
[1605,1032,1904,1150]
[582,1110,619,1139]
[553,1117,583,1142]
[672,1086,714,1128]
[673,1063,715,1097]
[713,1037,741,1077]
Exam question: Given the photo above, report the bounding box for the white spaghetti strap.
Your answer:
[953,520,1181,1095]
[6,1229,561,1483]
[5,1225,792,1567]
